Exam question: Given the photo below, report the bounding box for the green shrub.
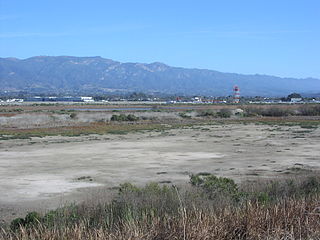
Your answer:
[301,176,320,195]
[111,114,139,121]
[10,218,25,231]
[190,173,239,199]
[10,211,41,231]
[69,112,77,119]
[24,211,41,226]
[42,210,59,227]
[217,108,232,118]
[119,182,141,193]
[254,192,271,204]
[197,110,216,117]
[179,112,191,118]
[126,114,139,121]
[111,114,125,121]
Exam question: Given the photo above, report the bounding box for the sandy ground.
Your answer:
[0,123,320,222]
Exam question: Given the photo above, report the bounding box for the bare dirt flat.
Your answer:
[0,122,319,222]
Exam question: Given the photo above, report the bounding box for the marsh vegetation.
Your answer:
[2,173,320,239]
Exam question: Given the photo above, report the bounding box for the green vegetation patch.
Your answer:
[111,114,139,121]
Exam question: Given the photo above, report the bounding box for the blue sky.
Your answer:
[1,0,320,78]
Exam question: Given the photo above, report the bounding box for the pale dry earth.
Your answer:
[0,123,319,222]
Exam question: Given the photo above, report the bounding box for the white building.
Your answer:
[81,96,94,102]
[290,98,302,103]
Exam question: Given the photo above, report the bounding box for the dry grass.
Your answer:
[1,197,319,240]
[1,175,320,240]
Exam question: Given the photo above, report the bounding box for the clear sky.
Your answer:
[1,0,319,78]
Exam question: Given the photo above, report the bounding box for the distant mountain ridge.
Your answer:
[0,56,319,96]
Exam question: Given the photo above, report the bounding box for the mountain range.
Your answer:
[0,56,319,96]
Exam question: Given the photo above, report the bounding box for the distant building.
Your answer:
[6,98,23,103]
[287,93,302,103]
[290,98,302,103]
[81,96,94,102]
[24,96,94,102]
[193,97,202,102]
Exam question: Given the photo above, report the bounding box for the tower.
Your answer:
[233,85,240,103]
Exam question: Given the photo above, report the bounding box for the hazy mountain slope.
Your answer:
[0,56,319,96]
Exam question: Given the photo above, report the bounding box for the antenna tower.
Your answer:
[233,85,240,103]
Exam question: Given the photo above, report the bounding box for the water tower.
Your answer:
[233,85,240,103]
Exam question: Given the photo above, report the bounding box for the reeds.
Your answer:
[1,176,320,240]
[1,198,320,240]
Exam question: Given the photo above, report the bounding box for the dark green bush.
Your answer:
[69,112,77,119]
[111,114,139,121]
[126,114,139,121]
[190,173,239,199]
[301,176,320,195]
[24,211,41,226]
[42,210,58,227]
[197,110,216,117]
[10,218,25,231]
[10,211,41,231]
[179,112,191,118]
[217,108,232,118]
[119,182,141,193]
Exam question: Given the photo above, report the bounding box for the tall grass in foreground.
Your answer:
[1,174,320,240]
